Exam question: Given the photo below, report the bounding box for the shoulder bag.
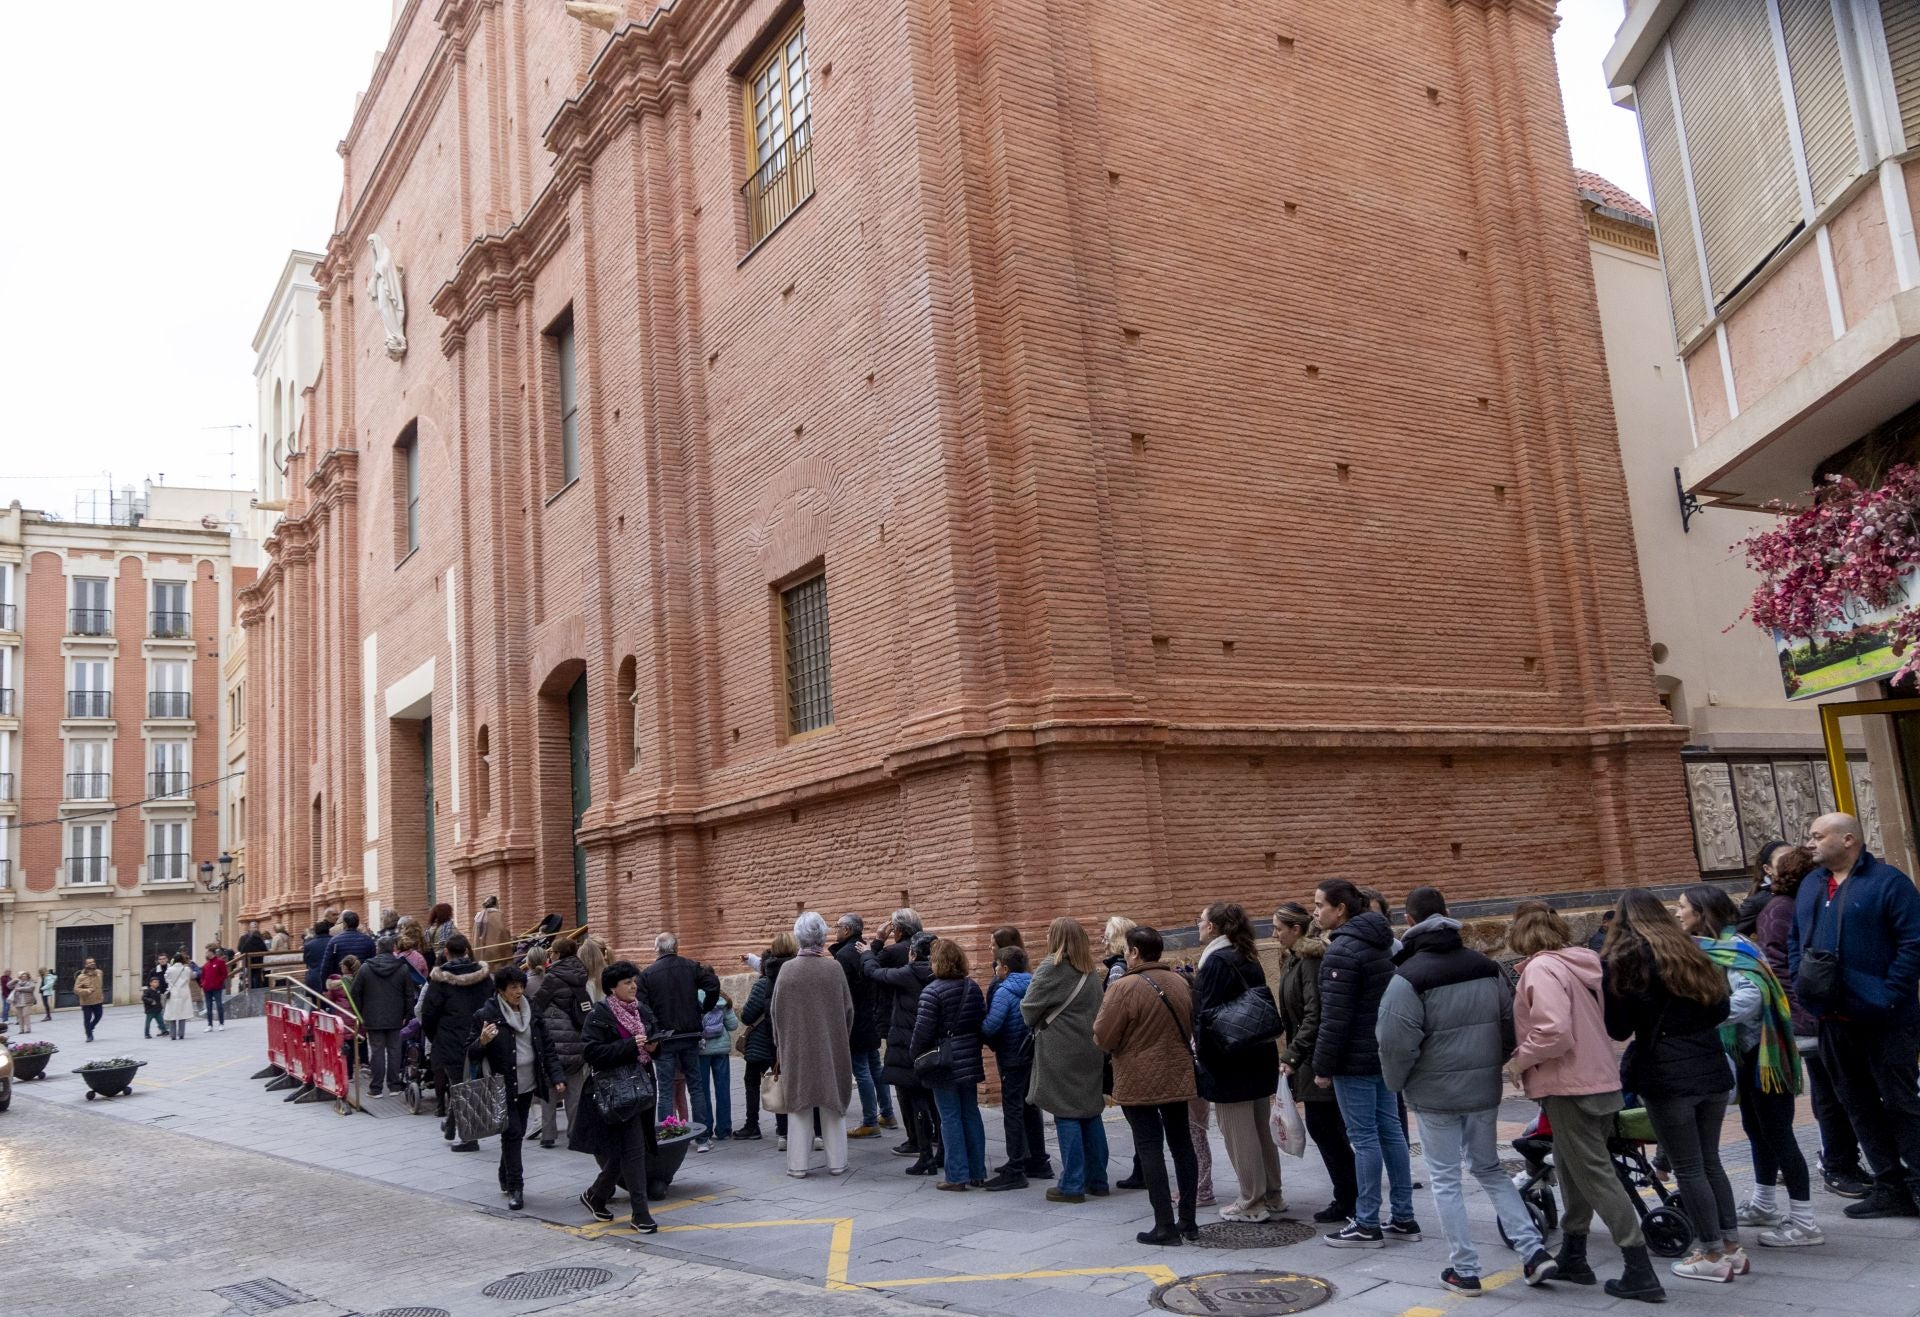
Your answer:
[913,986,971,1084]
[1796,880,1847,1009]
[1199,963,1285,1052]
[1138,971,1201,1086]
[449,1057,509,1143]
[1018,969,1093,1065]
[589,1029,657,1125]
[759,1061,789,1115]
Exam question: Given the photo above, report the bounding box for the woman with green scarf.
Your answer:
[1677,885,1820,1251]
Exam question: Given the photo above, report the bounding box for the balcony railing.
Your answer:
[0,602,15,630]
[68,690,111,718]
[68,608,112,636]
[742,117,814,250]
[0,772,12,801]
[0,687,13,715]
[66,855,107,885]
[150,610,191,638]
[149,771,192,799]
[66,772,110,801]
[149,690,191,719]
[147,852,191,882]
[0,858,10,886]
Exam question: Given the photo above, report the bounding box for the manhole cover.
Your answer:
[1151,1271,1333,1316]
[481,1267,613,1301]
[213,1278,312,1314]
[1189,1219,1317,1249]
[368,1310,451,1317]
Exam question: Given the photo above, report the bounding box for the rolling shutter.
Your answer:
[1885,0,1920,149]
[1636,65,1707,338]
[1670,0,1801,306]
[1782,0,1862,208]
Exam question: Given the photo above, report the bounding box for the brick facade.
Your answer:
[240,0,1691,965]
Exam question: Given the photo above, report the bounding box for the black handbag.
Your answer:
[590,1059,655,1125]
[1201,979,1285,1052]
[1796,881,1847,1009]
[448,1071,508,1143]
[913,1033,962,1085]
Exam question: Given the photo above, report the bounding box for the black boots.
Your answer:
[1136,1223,1184,1246]
[1554,1232,1598,1285]
[983,1170,1028,1192]
[1178,1214,1200,1243]
[1605,1244,1666,1303]
[507,1187,525,1211]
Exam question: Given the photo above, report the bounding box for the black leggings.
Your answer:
[1124,1102,1200,1228]
[1305,1096,1359,1211]
[1644,1090,1736,1251]
[1738,1049,1810,1199]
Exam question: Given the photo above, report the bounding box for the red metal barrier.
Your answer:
[309,1010,351,1101]
[265,1001,289,1071]
[284,1006,313,1085]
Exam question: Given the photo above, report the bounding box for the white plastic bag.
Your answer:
[1272,1084,1308,1158]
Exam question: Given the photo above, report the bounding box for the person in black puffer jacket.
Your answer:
[1194,902,1284,1221]
[738,934,795,1140]
[533,937,592,1146]
[1311,880,1418,1244]
[832,915,892,1136]
[910,939,988,1189]
[864,924,941,1173]
[419,933,493,1149]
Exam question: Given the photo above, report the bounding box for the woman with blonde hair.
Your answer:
[1022,917,1108,1202]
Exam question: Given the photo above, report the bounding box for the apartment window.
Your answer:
[70,577,110,635]
[150,821,189,882]
[0,562,15,630]
[151,580,189,637]
[742,15,814,248]
[67,823,107,885]
[68,740,110,801]
[150,658,190,719]
[69,658,110,719]
[780,570,833,735]
[0,644,13,715]
[230,682,245,729]
[549,311,580,487]
[396,422,421,558]
[0,730,14,802]
[151,741,190,799]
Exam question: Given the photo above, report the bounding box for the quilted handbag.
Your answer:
[590,1060,656,1125]
[1201,983,1285,1052]
[448,1071,508,1143]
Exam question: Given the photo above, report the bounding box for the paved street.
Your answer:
[7,1004,1920,1317]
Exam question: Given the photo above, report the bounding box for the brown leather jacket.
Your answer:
[1092,963,1197,1107]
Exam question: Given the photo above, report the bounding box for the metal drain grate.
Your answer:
[368,1309,450,1317]
[1189,1219,1316,1249]
[1151,1270,1333,1315]
[480,1267,613,1301]
[212,1278,312,1314]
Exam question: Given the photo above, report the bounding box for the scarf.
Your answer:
[497,994,535,1087]
[606,992,647,1042]
[1196,934,1231,969]
[799,945,828,957]
[1699,930,1800,1095]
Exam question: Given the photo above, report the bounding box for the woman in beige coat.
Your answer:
[772,911,854,1178]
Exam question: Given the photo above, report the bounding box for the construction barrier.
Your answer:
[284,1005,313,1087]
[309,1010,352,1101]
[265,1000,292,1072]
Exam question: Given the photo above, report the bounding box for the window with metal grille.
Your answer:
[742,16,813,249]
[781,572,833,735]
[550,311,580,487]
[396,422,421,558]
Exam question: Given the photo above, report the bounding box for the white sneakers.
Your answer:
[1758,1222,1825,1247]
[1219,1204,1272,1224]
[1670,1251,1734,1283]
[1735,1195,1785,1227]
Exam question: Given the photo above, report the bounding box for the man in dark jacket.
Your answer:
[352,936,418,1097]
[639,931,722,1151]
[532,937,592,1146]
[322,910,377,980]
[1791,813,1920,1219]
[236,920,270,990]
[419,933,494,1150]
[1378,888,1552,1289]
[302,922,332,994]
[1312,878,1417,1247]
[833,914,893,1137]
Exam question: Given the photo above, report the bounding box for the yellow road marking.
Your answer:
[549,1193,726,1238]
[832,1264,1181,1292]
[134,1057,246,1089]
[1397,1264,1522,1317]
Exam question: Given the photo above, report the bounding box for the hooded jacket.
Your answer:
[352,952,418,1032]
[532,956,592,1073]
[1375,915,1514,1113]
[1276,937,1334,1102]
[419,958,493,1069]
[1313,910,1396,1078]
[981,970,1034,1063]
[1508,945,1619,1098]
[864,938,935,1087]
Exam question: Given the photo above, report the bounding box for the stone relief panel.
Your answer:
[1850,760,1885,854]
[1685,762,1743,872]
[1683,755,1878,873]
[1773,761,1820,845]
[1731,763,1784,861]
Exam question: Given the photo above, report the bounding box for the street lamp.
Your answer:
[198,853,243,893]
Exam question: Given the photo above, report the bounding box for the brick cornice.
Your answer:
[1446,0,1558,23]
[304,447,362,514]
[430,184,576,348]
[540,0,739,162]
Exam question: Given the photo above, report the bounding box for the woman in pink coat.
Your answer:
[1506,903,1663,1304]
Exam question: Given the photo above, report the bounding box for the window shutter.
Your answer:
[1636,65,1707,338]
[1670,0,1802,306]
[1782,0,1862,208]
[1885,0,1920,149]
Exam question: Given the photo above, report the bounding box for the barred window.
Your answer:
[742,15,814,248]
[781,572,833,735]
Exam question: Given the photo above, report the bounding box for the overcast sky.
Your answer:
[0,0,1644,521]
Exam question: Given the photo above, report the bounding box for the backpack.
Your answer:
[700,1003,726,1040]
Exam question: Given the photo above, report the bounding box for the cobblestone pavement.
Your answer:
[8,1004,1920,1317]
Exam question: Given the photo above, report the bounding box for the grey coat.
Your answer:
[771,951,854,1113]
[1375,916,1515,1114]
[1019,954,1104,1119]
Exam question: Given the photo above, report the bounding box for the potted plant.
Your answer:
[73,1056,145,1099]
[649,1115,705,1200]
[8,1039,57,1081]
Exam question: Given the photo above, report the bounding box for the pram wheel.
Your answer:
[405,1079,425,1114]
[1643,1205,1692,1258]
[1498,1184,1558,1249]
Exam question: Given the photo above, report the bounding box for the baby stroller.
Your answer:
[399,1017,435,1115]
[1504,1107,1693,1258]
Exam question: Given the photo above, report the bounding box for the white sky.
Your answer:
[0,0,1643,521]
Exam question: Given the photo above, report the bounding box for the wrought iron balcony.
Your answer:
[150,610,191,638]
[0,602,15,630]
[148,852,191,882]
[742,117,814,250]
[68,690,111,718]
[66,855,107,884]
[67,772,110,800]
[149,690,191,719]
[149,771,192,799]
[68,608,112,636]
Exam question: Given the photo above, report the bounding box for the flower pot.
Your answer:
[648,1121,706,1200]
[73,1060,145,1099]
[11,1047,55,1081]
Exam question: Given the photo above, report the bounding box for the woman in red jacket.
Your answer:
[199,942,231,1032]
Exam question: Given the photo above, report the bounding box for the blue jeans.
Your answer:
[933,1083,988,1184]
[204,987,226,1025]
[82,1003,104,1040]
[1417,1106,1541,1276]
[852,1047,891,1125]
[1332,1074,1415,1228]
[654,1044,712,1141]
[697,1053,733,1140]
[1055,1114,1109,1195]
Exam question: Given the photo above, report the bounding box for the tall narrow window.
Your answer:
[70,577,110,635]
[151,580,189,637]
[69,658,110,719]
[150,741,189,799]
[68,740,110,801]
[150,658,190,719]
[68,823,107,885]
[780,571,833,735]
[396,423,421,557]
[150,821,188,882]
[549,311,580,487]
[742,15,813,248]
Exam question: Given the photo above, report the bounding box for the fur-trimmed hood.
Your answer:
[430,958,490,987]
